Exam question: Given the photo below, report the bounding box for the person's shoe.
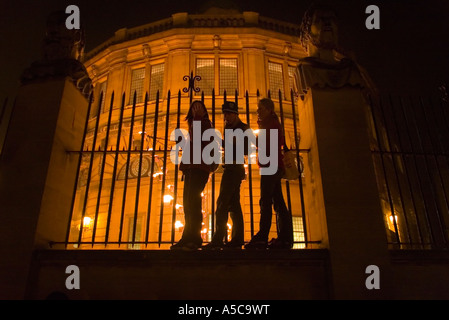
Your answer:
[182,242,200,251]
[268,238,293,250]
[170,240,200,251]
[244,238,268,250]
[202,241,224,250]
[223,240,243,250]
[170,240,184,250]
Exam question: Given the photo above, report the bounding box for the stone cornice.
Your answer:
[84,12,302,62]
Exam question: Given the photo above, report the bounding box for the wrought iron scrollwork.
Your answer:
[182,71,201,94]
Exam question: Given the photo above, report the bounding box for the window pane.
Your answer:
[149,63,164,101]
[268,62,284,100]
[219,58,238,96]
[196,58,214,96]
[129,67,145,104]
[293,216,305,249]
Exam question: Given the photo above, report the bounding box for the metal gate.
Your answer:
[58,88,308,249]
[368,94,449,249]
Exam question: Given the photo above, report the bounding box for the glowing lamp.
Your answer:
[83,217,92,227]
[163,194,174,203]
[175,220,184,229]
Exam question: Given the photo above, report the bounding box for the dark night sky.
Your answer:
[0,0,448,99]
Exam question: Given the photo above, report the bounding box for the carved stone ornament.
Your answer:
[298,57,364,92]
[298,3,373,94]
[21,11,92,98]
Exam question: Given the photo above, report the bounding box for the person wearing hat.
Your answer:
[203,101,251,250]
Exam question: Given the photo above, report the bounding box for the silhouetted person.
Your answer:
[204,101,249,250]
[245,98,293,249]
[171,100,213,251]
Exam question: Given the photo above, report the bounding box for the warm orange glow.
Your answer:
[163,194,174,203]
[389,215,398,224]
[83,216,92,227]
[175,220,184,229]
[68,16,307,250]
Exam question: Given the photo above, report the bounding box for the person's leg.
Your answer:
[245,174,275,249]
[180,170,193,242]
[228,166,245,244]
[211,170,235,243]
[272,177,293,245]
[258,174,277,241]
[188,168,210,246]
[228,179,244,244]
[172,169,209,250]
[172,170,193,249]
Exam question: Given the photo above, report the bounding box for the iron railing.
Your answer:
[0,97,10,156]
[56,88,310,249]
[368,94,449,249]
[5,87,448,251]
[5,86,448,251]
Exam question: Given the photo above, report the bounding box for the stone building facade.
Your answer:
[1,5,448,301]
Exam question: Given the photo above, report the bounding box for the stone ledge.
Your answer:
[390,249,449,264]
[34,248,329,265]
[28,249,331,299]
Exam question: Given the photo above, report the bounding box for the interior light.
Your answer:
[175,220,184,229]
[163,194,174,203]
[83,216,92,226]
[389,215,398,224]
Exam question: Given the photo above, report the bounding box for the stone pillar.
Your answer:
[301,87,392,299]
[0,78,88,299]
[242,48,266,96]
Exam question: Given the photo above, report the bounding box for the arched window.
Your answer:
[117,155,158,180]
